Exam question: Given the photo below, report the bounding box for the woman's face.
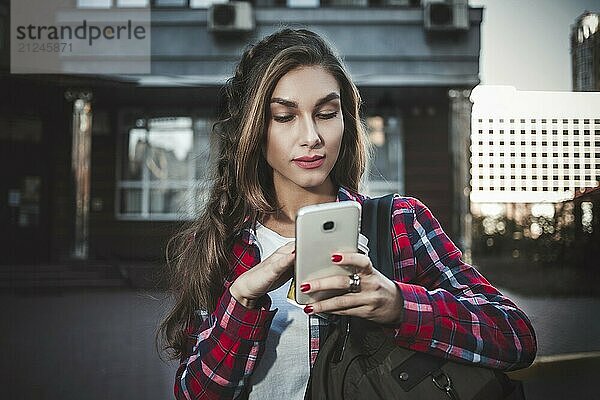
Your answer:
[265,65,344,194]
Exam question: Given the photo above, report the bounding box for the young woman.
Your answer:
[157,28,537,400]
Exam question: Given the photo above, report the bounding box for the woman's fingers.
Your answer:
[234,241,295,301]
[302,273,366,293]
[305,293,371,315]
[267,241,296,275]
[330,251,372,273]
[301,268,404,325]
[300,251,373,293]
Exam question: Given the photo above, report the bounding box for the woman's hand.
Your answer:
[300,252,404,326]
[229,241,296,309]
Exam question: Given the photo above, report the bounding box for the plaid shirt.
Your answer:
[175,187,537,400]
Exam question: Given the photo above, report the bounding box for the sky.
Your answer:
[470,0,600,91]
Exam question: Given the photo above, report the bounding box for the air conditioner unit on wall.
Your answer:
[424,0,469,31]
[208,1,255,33]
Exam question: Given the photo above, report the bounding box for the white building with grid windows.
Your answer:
[470,86,600,203]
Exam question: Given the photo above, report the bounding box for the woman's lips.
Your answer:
[293,156,325,169]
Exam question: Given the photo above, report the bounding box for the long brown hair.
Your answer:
[157,27,369,360]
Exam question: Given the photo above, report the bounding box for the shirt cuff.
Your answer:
[215,287,276,341]
[394,282,435,352]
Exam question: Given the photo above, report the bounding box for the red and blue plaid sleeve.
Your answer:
[174,238,275,399]
[390,197,537,371]
[174,287,275,400]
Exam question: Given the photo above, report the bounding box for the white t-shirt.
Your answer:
[247,222,310,400]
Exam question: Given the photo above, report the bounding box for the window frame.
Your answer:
[115,108,215,221]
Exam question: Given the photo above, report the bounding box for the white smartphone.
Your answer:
[294,201,361,305]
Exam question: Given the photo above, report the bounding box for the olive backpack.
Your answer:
[304,194,526,400]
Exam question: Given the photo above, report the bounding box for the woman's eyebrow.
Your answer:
[270,92,340,108]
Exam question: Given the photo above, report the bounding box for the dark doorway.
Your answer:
[0,115,51,264]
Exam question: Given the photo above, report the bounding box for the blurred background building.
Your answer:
[0,0,482,269]
[471,86,600,204]
[571,11,600,91]
[469,8,600,277]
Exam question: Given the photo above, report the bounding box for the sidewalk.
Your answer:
[0,261,164,290]
[508,352,600,399]
[0,272,598,399]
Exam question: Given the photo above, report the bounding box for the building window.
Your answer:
[365,116,404,196]
[117,0,150,5]
[153,0,189,7]
[78,0,112,7]
[117,115,215,220]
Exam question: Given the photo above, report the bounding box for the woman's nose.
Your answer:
[299,114,322,148]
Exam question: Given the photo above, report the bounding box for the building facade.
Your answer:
[0,0,482,265]
[571,11,600,92]
[471,86,600,204]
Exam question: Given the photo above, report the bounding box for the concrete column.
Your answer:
[448,89,472,261]
[65,90,93,260]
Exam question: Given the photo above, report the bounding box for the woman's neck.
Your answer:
[264,180,338,230]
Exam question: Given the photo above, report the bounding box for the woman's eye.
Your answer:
[318,111,338,120]
[273,115,294,123]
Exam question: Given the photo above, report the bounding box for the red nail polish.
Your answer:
[303,306,314,314]
[331,254,342,263]
[300,284,310,292]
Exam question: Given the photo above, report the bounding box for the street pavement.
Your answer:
[1,286,598,400]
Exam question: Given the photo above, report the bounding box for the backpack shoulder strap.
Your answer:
[360,194,396,279]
